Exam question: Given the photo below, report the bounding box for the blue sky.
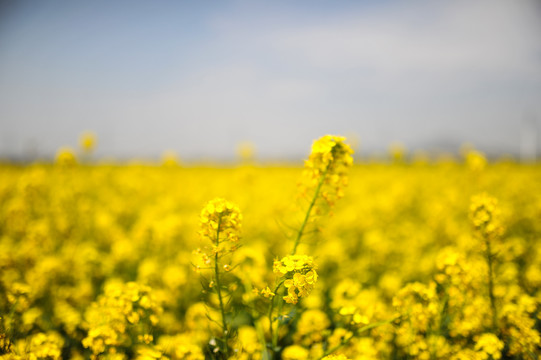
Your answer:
[1,0,540,160]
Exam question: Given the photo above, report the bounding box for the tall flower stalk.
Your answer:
[198,198,242,358]
[267,135,354,358]
[470,193,503,333]
[292,135,354,255]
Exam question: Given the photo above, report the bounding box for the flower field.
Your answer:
[0,136,540,359]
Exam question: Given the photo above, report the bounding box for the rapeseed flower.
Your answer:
[474,333,504,360]
[301,135,353,209]
[470,193,503,241]
[1,138,540,360]
[199,198,242,251]
[465,150,487,171]
[79,131,97,153]
[55,147,77,166]
[282,345,309,360]
[322,355,350,360]
[273,255,318,304]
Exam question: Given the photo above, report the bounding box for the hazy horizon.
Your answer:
[1,0,540,161]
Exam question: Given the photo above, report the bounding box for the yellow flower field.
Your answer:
[0,136,540,359]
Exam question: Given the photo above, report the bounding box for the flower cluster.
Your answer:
[302,135,354,209]
[469,193,503,241]
[433,249,487,338]
[393,282,439,352]
[500,296,541,358]
[55,147,77,166]
[1,134,540,359]
[305,135,354,176]
[465,149,487,172]
[1,332,64,360]
[294,309,330,346]
[322,355,351,360]
[273,255,318,304]
[82,281,163,358]
[391,238,541,360]
[474,333,504,360]
[158,334,205,360]
[199,198,242,251]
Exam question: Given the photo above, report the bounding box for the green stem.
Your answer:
[267,281,285,354]
[291,166,329,255]
[214,216,229,356]
[485,239,498,332]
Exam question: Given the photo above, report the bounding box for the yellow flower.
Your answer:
[294,309,330,346]
[300,135,354,211]
[305,270,318,284]
[474,333,504,360]
[322,355,350,360]
[470,193,503,240]
[465,149,487,171]
[79,131,97,152]
[305,135,353,177]
[274,255,318,304]
[282,345,309,360]
[55,147,77,166]
[199,198,242,251]
[230,326,261,357]
[273,255,316,275]
[26,332,64,360]
[158,334,205,360]
[135,345,164,360]
[261,286,275,298]
[82,281,163,356]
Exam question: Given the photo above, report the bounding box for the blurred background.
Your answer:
[0,0,540,162]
